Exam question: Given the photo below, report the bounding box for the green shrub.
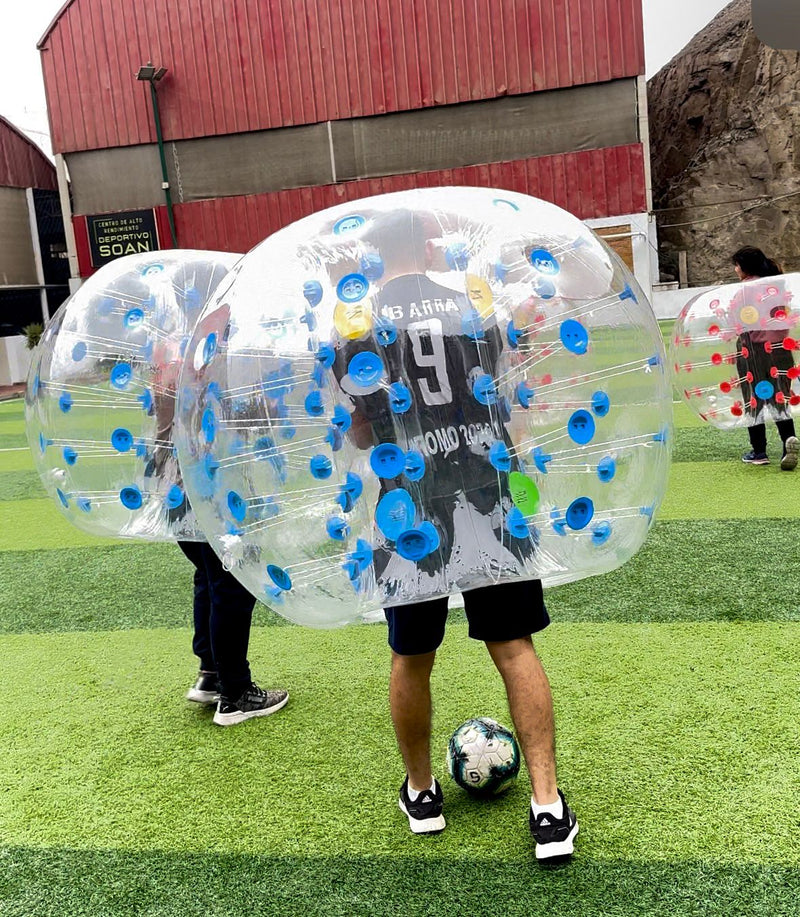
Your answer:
[22,322,43,350]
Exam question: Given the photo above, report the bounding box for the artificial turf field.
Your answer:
[2,392,800,917]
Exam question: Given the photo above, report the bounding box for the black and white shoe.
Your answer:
[398,776,446,834]
[213,683,289,726]
[781,436,799,471]
[186,671,221,705]
[529,790,579,862]
[742,450,770,465]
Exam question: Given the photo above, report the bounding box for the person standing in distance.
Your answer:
[732,246,799,470]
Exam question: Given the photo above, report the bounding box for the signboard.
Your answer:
[86,209,160,268]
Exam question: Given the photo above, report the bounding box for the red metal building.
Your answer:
[0,116,69,382]
[38,0,653,287]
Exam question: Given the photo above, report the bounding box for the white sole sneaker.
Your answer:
[213,692,289,726]
[186,687,220,704]
[398,797,446,834]
[535,822,579,860]
[781,436,799,471]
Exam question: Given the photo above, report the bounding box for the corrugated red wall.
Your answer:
[0,117,57,190]
[72,143,646,275]
[41,0,644,154]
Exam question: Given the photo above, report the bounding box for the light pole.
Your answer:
[136,62,178,248]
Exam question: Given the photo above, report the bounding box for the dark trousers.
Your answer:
[178,541,255,700]
[748,419,796,454]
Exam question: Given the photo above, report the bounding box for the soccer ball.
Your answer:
[446,717,521,796]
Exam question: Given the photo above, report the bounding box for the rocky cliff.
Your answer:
[648,0,800,285]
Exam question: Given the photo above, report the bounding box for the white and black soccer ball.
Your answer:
[446,717,521,796]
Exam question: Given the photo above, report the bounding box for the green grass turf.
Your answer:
[0,415,26,434]
[0,498,118,551]
[660,462,799,519]
[670,422,793,464]
[0,431,28,449]
[0,543,289,634]
[0,447,37,473]
[0,469,46,502]
[0,398,24,415]
[5,365,800,915]
[1,623,799,915]
[10,853,800,917]
[2,850,798,917]
[2,517,799,635]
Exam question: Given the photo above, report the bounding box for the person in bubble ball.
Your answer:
[331,208,578,861]
[732,246,799,470]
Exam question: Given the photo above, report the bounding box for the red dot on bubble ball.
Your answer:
[674,363,680,374]
[789,367,800,380]
[731,403,743,416]
[776,392,786,404]
[776,309,787,320]
[711,353,722,365]
[784,337,798,351]
[741,346,749,358]
[764,342,773,353]
[708,324,720,335]
[746,372,754,383]
[791,395,800,406]
[541,374,552,385]
[750,397,758,409]
[720,382,732,393]
[684,363,692,373]
[770,366,779,378]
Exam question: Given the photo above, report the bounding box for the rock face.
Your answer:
[648,0,800,286]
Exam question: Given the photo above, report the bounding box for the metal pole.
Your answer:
[148,80,178,248]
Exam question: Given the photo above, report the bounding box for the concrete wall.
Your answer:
[0,335,32,386]
[651,284,717,320]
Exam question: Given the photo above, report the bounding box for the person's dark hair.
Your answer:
[731,246,782,278]
[365,208,440,273]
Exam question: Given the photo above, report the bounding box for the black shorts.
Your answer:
[384,578,549,656]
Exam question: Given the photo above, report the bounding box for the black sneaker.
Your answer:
[398,776,446,834]
[186,671,220,705]
[742,451,770,465]
[781,436,799,471]
[529,790,579,862]
[213,683,289,726]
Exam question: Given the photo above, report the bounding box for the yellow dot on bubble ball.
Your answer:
[334,300,373,339]
[739,306,759,325]
[466,275,494,318]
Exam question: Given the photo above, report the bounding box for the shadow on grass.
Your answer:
[2,845,798,917]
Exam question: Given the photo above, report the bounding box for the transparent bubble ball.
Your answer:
[671,274,800,428]
[26,250,240,540]
[175,188,672,626]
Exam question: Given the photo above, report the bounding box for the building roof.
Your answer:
[0,115,57,190]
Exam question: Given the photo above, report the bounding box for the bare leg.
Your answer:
[486,636,558,805]
[389,649,437,790]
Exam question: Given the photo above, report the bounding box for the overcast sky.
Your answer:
[1,0,733,159]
